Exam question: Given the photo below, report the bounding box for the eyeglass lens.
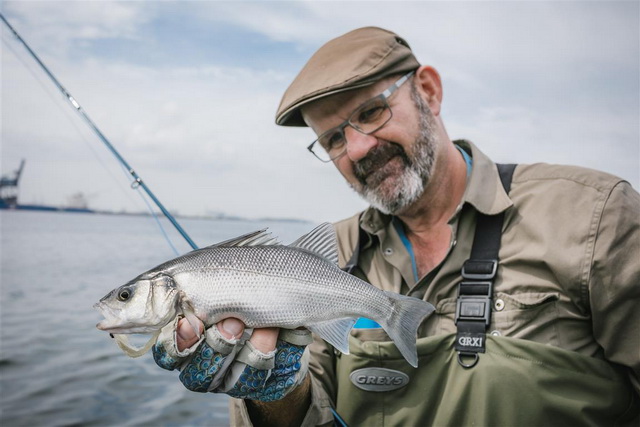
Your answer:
[308,71,414,162]
[315,96,391,161]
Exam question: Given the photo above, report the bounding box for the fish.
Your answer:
[94,222,435,367]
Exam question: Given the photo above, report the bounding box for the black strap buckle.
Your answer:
[454,261,496,358]
[461,259,497,280]
[455,293,492,326]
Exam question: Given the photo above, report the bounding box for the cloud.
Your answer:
[2,1,638,223]
[2,21,365,221]
[3,1,151,55]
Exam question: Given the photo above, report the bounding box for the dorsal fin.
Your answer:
[210,229,280,248]
[289,222,338,265]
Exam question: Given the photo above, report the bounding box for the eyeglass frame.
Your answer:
[306,70,415,163]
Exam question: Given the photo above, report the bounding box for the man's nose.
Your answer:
[344,127,378,162]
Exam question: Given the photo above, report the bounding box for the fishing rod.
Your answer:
[3,17,348,424]
[0,12,198,250]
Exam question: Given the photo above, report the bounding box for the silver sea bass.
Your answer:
[95,223,435,367]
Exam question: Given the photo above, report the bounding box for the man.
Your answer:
[154,27,639,426]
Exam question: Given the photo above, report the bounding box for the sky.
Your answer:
[1,0,638,223]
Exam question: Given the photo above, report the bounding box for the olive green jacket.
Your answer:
[231,140,639,426]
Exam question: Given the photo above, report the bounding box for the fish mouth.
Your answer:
[93,301,161,334]
[93,301,126,332]
[94,301,115,317]
[96,320,115,331]
[94,305,120,332]
[95,318,157,334]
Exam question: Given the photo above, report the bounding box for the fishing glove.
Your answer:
[152,318,312,402]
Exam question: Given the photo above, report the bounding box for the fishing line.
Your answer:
[1,13,198,251]
[130,180,180,255]
[2,28,181,255]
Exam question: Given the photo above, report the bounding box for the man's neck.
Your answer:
[392,141,467,278]
[397,141,468,236]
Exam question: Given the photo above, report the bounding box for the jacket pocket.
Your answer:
[491,292,559,345]
[430,292,560,345]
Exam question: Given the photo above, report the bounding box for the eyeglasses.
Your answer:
[307,71,414,163]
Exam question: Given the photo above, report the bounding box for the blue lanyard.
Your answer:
[396,145,473,283]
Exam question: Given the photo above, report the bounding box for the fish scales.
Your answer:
[174,246,389,328]
[95,223,435,367]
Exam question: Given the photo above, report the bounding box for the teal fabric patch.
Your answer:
[353,317,382,329]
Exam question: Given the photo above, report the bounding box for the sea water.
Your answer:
[0,210,314,426]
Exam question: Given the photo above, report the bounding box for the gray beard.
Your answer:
[350,86,437,215]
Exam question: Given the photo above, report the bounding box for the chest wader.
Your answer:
[335,164,639,427]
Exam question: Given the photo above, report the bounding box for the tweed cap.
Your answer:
[276,27,420,127]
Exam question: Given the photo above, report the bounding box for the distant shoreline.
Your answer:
[0,204,310,224]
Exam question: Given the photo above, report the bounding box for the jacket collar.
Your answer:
[458,139,513,216]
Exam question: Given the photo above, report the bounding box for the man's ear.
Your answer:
[414,65,443,116]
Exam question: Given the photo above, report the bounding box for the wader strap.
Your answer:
[455,164,516,367]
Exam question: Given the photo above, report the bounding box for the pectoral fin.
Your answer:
[307,318,357,354]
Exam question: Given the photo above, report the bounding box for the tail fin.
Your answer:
[380,292,435,367]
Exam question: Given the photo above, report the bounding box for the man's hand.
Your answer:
[175,317,278,354]
[152,316,311,401]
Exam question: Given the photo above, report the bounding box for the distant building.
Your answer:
[0,159,25,209]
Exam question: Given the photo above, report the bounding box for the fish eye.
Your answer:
[117,287,132,301]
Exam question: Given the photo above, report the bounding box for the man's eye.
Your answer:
[323,132,346,150]
[357,105,385,124]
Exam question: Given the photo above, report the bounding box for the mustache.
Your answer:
[353,142,407,185]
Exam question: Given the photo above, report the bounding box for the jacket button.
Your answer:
[490,330,502,336]
[384,248,393,256]
[494,299,505,311]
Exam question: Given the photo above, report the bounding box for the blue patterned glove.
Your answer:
[152,320,311,401]
[175,341,228,392]
[222,338,309,401]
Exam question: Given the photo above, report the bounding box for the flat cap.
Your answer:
[276,26,420,127]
